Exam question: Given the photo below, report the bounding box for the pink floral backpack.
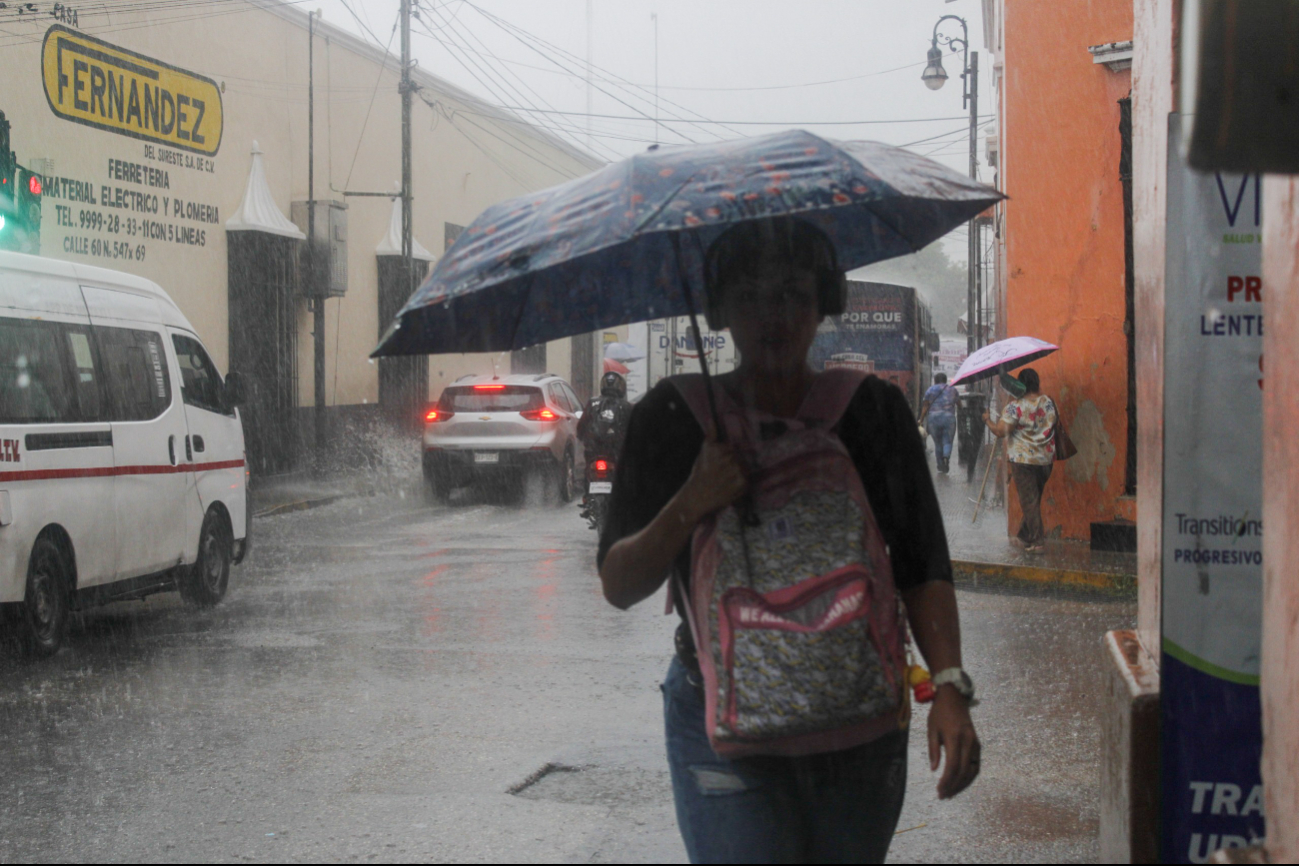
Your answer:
[669,369,909,758]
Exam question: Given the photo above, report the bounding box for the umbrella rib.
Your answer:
[631,177,697,236]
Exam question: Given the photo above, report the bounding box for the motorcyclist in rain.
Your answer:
[578,371,634,463]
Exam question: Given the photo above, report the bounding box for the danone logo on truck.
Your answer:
[40,25,223,156]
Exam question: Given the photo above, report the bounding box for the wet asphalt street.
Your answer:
[0,490,1134,863]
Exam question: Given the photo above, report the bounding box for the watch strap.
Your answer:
[931,667,972,693]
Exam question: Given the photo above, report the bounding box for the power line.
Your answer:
[464,2,729,142]
[412,17,608,169]
[343,9,400,190]
[416,3,620,161]
[454,106,994,127]
[458,5,703,146]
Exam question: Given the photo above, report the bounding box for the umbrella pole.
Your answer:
[672,233,726,443]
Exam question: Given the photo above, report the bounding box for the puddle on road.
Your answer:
[509,762,671,810]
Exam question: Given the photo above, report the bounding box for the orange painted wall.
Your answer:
[1001,0,1135,540]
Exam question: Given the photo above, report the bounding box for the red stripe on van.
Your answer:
[0,459,244,483]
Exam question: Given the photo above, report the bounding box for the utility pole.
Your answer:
[968,51,980,354]
[401,0,413,361]
[585,0,593,151]
[309,9,327,459]
[651,12,659,146]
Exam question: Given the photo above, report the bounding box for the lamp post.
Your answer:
[923,15,980,356]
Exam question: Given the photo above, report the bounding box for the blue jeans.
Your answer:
[927,413,956,463]
[661,657,909,864]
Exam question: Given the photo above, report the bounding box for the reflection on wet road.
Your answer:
[0,496,1133,863]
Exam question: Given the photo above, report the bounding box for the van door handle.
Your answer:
[168,435,176,465]
[184,435,193,462]
[192,435,205,454]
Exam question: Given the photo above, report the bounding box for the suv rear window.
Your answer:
[442,385,543,413]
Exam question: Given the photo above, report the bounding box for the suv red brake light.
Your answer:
[520,408,557,421]
[425,408,454,422]
[473,383,506,390]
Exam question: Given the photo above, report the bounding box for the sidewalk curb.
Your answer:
[252,494,346,519]
[952,558,1136,596]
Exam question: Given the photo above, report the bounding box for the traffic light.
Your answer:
[13,167,41,254]
[0,110,13,239]
[0,110,42,254]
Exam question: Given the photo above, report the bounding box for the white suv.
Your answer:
[422,373,584,504]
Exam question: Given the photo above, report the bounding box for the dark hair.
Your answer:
[935,373,948,384]
[703,217,845,329]
[1017,368,1041,393]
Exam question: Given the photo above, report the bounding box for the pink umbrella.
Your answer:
[603,358,630,376]
[950,336,1058,386]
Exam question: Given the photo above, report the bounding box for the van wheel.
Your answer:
[182,511,231,607]
[21,538,70,657]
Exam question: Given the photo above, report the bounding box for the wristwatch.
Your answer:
[931,667,977,704]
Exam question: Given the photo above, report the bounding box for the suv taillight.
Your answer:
[520,408,557,422]
[425,407,454,422]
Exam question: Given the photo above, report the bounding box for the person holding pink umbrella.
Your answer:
[981,368,1058,552]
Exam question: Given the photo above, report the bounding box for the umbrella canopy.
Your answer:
[603,357,631,376]
[950,337,1059,387]
[603,341,644,362]
[373,129,1002,357]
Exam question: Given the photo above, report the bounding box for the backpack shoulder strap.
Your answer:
[798,368,868,428]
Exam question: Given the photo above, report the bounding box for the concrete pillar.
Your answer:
[1098,1,1174,861]
[1260,176,1299,861]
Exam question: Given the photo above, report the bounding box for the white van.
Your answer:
[0,251,248,656]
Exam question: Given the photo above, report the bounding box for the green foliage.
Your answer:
[850,242,967,334]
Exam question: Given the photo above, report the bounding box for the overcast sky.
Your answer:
[311,0,991,261]
[316,0,989,166]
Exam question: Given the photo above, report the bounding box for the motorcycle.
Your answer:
[580,455,615,533]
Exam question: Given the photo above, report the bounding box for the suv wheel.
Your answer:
[181,510,232,607]
[557,450,576,504]
[21,538,71,657]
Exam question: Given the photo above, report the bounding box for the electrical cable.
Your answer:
[415,6,618,162]
[465,2,730,141]
[426,1,621,161]
[448,105,993,127]
[412,21,592,175]
[343,11,400,191]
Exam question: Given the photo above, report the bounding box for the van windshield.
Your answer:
[442,386,543,413]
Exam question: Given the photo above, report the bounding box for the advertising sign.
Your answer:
[1161,117,1265,863]
[41,26,223,156]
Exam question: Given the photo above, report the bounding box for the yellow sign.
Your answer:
[41,26,223,156]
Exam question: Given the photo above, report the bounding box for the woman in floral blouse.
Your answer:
[982,368,1057,552]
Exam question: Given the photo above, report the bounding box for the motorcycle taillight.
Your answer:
[593,459,610,478]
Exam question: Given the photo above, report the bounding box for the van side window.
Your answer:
[97,326,171,422]
[0,319,74,424]
[65,330,104,421]
[171,334,228,416]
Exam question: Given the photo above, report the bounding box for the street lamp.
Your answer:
[922,45,948,90]
[923,14,981,355]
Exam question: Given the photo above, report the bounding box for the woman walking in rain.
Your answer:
[983,368,1058,553]
[918,372,959,473]
[598,217,981,864]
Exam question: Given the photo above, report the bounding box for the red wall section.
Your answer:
[1002,0,1135,540]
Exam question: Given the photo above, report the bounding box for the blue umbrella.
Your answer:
[372,129,1001,361]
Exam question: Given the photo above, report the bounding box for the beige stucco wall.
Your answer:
[0,0,600,410]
